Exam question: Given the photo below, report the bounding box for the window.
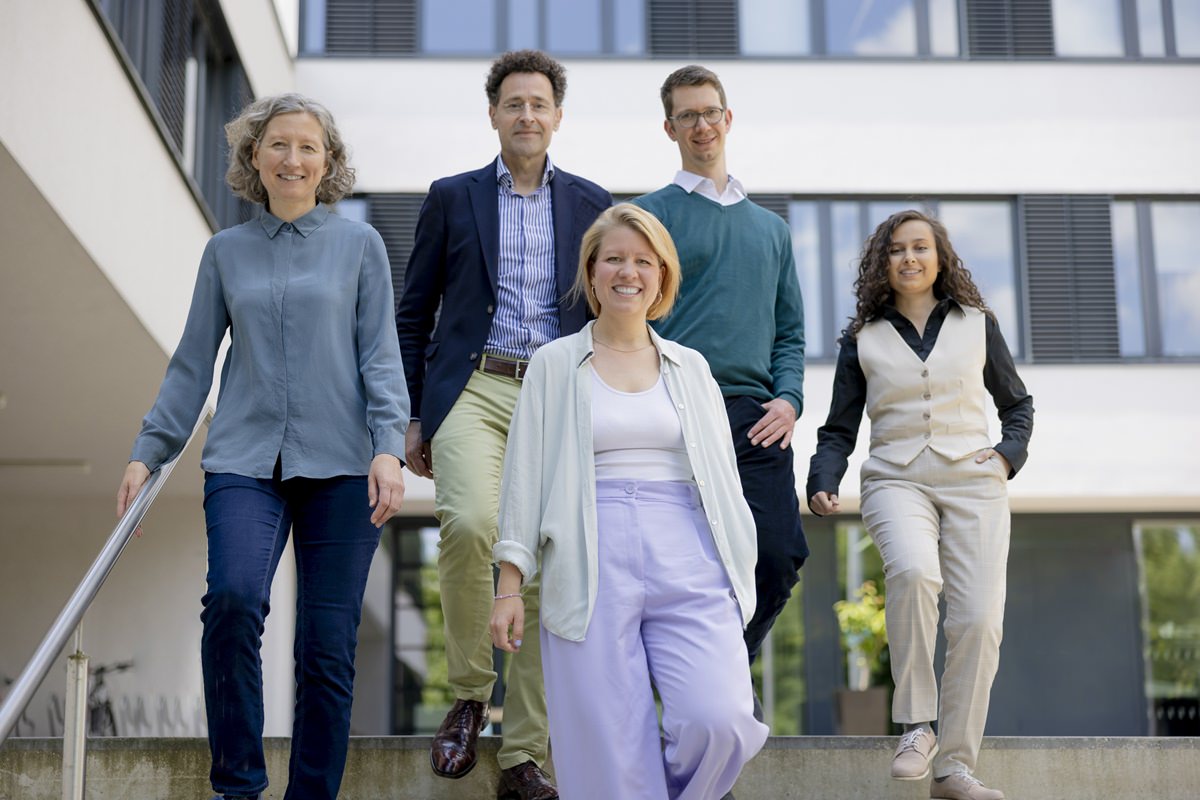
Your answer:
[93,0,253,230]
[826,0,918,56]
[786,198,1020,360]
[1111,200,1200,358]
[309,0,646,55]
[1052,0,1124,56]
[740,0,811,56]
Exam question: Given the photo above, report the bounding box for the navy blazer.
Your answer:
[396,158,612,440]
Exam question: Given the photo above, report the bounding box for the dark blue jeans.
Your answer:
[202,466,381,800]
[724,396,810,663]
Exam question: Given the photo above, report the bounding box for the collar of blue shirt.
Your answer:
[497,154,555,190]
[258,203,331,239]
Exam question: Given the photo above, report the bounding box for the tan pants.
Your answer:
[860,447,1010,777]
[431,370,547,770]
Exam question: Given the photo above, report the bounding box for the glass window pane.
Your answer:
[929,0,960,56]
[1136,0,1166,56]
[1137,523,1200,720]
[866,201,918,228]
[1110,202,1147,356]
[1052,0,1124,56]
[423,0,495,54]
[789,202,823,357]
[740,0,811,55]
[1151,202,1200,356]
[614,0,646,55]
[937,202,1021,354]
[335,198,369,223]
[827,0,917,56]
[832,202,861,339]
[508,0,540,50]
[302,0,326,54]
[548,0,602,54]
[1175,0,1200,56]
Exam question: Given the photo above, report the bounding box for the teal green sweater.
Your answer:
[634,185,806,415]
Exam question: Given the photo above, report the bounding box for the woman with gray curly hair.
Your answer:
[116,94,409,800]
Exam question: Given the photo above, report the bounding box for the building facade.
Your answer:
[3,0,1198,741]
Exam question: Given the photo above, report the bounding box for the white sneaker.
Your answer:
[930,770,1005,800]
[891,726,938,780]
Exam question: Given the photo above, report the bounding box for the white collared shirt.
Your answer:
[673,169,748,207]
[494,322,758,642]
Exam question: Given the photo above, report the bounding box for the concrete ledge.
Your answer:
[2,735,1198,799]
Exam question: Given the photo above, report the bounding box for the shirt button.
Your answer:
[698,480,706,488]
[624,483,635,495]
[690,441,697,448]
[710,517,720,526]
[281,223,292,232]
[677,403,685,409]
[469,352,478,361]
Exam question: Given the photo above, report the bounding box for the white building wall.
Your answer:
[296,57,1200,515]
[297,60,1200,195]
[1,0,299,738]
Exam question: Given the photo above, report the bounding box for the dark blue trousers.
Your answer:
[724,396,810,663]
[201,466,380,800]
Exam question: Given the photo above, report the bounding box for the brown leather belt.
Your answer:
[478,354,530,381]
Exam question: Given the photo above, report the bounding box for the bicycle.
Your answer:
[88,660,134,737]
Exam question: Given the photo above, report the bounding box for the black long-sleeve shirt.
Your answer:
[806,299,1034,509]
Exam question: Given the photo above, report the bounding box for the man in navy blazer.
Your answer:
[395,50,610,800]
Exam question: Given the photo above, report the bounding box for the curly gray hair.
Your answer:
[225,93,356,205]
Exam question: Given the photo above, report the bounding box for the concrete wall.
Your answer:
[2,736,1198,800]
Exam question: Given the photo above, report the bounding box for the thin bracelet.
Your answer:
[494,593,521,600]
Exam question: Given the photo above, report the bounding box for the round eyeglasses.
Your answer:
[668,107,726,128]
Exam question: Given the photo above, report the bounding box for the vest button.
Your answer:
[923,412,931,420]
[921,369,929,378]
[923,432,932,439]
[923,393,932,400]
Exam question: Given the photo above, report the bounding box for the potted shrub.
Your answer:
[833,580,891,734]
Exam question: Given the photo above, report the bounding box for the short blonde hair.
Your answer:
[571,204,681,321]
[224,93,355,205]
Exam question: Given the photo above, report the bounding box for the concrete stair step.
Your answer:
[2,735,1197,799]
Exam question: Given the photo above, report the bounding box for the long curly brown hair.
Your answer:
[845,209,990,339]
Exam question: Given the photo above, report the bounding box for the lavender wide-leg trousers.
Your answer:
[541,480,768,800]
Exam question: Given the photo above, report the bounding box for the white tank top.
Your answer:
[591,367,694,482]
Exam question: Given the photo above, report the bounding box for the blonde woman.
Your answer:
[489,204,767,799]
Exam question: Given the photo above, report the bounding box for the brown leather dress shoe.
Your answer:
[496,760,558,800]
[430,699,490,779]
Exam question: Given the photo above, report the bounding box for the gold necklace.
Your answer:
[592,336,654,353]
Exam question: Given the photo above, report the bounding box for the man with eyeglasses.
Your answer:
[395,49,611,800]
[634,64,809,751]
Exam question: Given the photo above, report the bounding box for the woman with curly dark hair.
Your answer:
[807,210,1033,800]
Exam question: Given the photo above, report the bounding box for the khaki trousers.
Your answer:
[860,447,1010,777]
[431,370,547,770]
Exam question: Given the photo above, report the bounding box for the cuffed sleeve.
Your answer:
[495,353,548,581]
[130,239,228,471]
[806,338,867,510]
[356,227,410,461]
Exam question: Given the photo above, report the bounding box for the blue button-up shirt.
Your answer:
[131,204,410,479]
[484,156,559,359]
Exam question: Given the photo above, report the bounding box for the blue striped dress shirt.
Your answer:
[485,156,560,359]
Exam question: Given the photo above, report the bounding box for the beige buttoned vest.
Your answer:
[857,305,991,467]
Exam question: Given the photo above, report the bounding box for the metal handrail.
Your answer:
[0,410,210,745]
